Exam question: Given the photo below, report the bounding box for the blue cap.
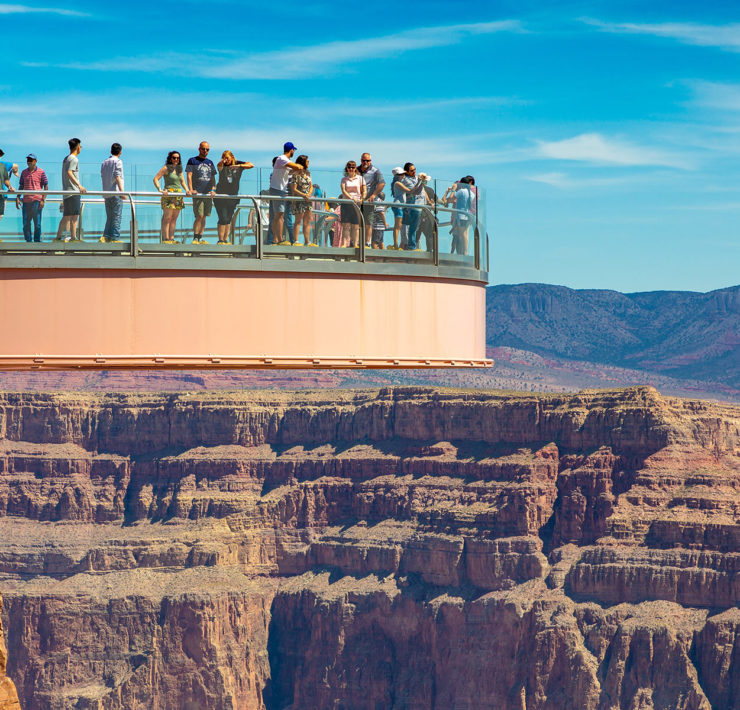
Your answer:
[26,153,37,161]
[283,142,297,152]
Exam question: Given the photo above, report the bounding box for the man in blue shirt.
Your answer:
[186,141,216,244]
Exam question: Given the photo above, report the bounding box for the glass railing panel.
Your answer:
[0,161,486,275]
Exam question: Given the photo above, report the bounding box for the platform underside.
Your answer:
[0,268,489,370]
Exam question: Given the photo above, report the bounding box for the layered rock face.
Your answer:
[0,387,738,709]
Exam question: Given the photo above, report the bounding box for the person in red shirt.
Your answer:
[16,154,48,242]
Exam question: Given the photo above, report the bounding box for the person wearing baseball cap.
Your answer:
[268,141,304,245]
[16,153,48,242]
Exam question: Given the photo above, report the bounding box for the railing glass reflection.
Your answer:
[0,165,486,278]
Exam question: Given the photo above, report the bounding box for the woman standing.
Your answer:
[290,154,315,246]
[389,167,405,250]
[215,150,254,244]
[153,151,189,243]
[339,160,365,247]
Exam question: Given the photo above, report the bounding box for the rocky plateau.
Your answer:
[0,386,737,709]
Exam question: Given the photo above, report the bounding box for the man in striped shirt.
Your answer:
[15,154,48,242]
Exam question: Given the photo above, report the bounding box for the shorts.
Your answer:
[161,188,185,210]
[63,195,81,216]
[215,197,239,226]
[268,187,287,214]
[361,202,375,224]
[0,195,5,217]
[192,195,213,217]
[341,202,360,225]
[391,204,403,219]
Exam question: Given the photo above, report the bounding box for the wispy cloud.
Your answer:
[32,20,523,79]
[686,80,740,112]
[0,3,89,16]
[581,17,740,53]
[537,133,690,169]
[527,171,635,189]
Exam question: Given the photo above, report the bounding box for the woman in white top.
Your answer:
[339,160,366,248]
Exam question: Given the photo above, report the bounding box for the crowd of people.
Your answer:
[0,140,478,252]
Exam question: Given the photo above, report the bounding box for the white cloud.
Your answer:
[536,133,690,169]
[581,17,740,53]
[527,171,635,189]
[0,3,89,16]
[687,80,740,112]
[33,20,523,79]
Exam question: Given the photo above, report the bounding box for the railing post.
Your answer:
[128,193,138,257]
[357,200,365,263]
[247,196,262,259]
[77,200,84,241]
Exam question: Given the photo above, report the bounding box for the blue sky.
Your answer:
[1,0,739,292]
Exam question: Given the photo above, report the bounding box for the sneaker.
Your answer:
[162,239,176,244]
[98,237,108,243]
[307,242,318,247]
[194,239,208,245]
[278,240,291,246]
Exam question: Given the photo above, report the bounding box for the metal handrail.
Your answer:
[3,190,483,271]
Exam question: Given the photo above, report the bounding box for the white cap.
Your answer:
[392,166,404,175]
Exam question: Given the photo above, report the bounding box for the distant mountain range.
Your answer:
[0,283,737,403]
[486,283,740,389]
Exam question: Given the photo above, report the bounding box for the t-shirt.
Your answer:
[185,156,216,194]
[62,154,80,192]
[341,175,363,201]
[401,176,425,204]
[216,165,245,196]
[18,167,48,202]
[101,156,124,192]
[1,161,13,179]
[269,154,292,192]
[359,165,384,199]
[0,162,8,194]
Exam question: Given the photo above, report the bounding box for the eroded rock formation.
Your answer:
[0,386,737,709]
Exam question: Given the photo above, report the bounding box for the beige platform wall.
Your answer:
[0,269,488,368]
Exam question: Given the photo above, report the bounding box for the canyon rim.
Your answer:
[0,386,737,709]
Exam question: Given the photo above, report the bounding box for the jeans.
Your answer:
[404,208,421,250]
[22,201,43,242]
[103,196,123,240]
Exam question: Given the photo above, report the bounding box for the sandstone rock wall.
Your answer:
[0,386,737,709]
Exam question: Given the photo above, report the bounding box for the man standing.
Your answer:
[269,142,303,245]
[16,154,48,242]
[100,143,126,243]
[0,148,19,180]
[358,152,385,247]
[186,141,216,244]
[0,149,16,228]
[56,137,86,242]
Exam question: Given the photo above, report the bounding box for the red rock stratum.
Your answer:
[0,386,737,709]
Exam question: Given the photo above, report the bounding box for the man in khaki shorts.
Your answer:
[185,141,216,244]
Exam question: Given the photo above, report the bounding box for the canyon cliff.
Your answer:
[0,386,737,709]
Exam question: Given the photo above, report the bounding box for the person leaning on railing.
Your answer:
[153,151,189,244]
[215,150,254,245]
